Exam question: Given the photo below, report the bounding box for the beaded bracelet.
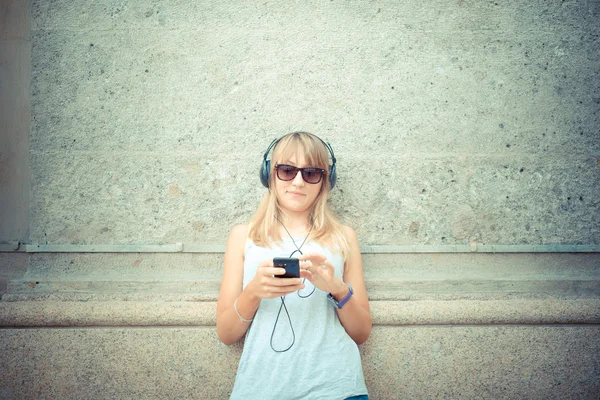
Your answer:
[234,297,253,323]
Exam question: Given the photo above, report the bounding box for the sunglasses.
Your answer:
[274,164,325,184]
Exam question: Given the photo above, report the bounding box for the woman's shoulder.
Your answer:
[231,224,250,233]
[226,224,250,249]
[225,224,249,256]
[341,224,358,240]
[230,224,250,237]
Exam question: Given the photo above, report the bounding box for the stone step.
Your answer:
[18,253,224,281]
[11,252,599,282]
[3,277,599,302]
[3,280,220,302]
[1,299,599,327]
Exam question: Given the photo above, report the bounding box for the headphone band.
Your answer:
[260,132,337,189]
[262,138,280,163]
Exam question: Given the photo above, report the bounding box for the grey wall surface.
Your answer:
[0,0,30,244]
[2,1,600,399]
[1,326,599,399]
[26,0,600,247]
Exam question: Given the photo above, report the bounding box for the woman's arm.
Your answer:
[216,224,307,345]
[298,226,372,344]
[216,224,257,345]
[331,225,372,344]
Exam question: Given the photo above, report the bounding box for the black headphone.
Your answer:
[259,132,337,190]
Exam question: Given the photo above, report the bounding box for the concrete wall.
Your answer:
[1,326,599,399]
[25,0,600,246]
[0,0,30,244]
[1,0,600,399]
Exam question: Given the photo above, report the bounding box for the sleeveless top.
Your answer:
[229,237,368,400]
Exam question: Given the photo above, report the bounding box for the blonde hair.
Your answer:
[248,132,350,259]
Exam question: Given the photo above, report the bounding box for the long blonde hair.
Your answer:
[249,132,350,259]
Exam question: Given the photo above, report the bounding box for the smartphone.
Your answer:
[273,257,300,278]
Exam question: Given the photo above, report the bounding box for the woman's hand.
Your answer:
[298,253,347,296]
[245,258,306,299]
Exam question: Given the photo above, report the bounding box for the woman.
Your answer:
[217,132,371,400]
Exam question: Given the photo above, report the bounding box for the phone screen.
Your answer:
[273,257,300,278]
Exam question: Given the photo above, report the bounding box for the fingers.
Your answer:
[258,278,305,298]
[298,253,327,264]
[258,259,286,277]
[253,259,305,298]
[304,259,334,275]
[298,254,328,271]
[257,258,274,269]
[300,269,312,280]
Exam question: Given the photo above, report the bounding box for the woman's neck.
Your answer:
[276,213,312,236]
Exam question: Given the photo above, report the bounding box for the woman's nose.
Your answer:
[292,169,305,185]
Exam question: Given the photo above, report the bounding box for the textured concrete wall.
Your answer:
[1,326,599,399]
[2,251,599,398]
[0,0,30,244]
[27,0,600,246]
[2,1,600,399]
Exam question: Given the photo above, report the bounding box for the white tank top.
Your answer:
[229,237,368,400]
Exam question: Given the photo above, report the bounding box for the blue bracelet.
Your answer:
[327,283,353,309]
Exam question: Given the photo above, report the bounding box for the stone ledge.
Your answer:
[1,326,599,399]
[1,299,598,327]
[4,278,599,302]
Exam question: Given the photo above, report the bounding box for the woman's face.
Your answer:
[273,149,323,216]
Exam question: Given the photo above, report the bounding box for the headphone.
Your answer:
[259,132,337,190]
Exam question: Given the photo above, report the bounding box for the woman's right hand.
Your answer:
[245,259,306,299]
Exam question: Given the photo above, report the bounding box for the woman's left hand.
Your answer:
[298,253,347,296]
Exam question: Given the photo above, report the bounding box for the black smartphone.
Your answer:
[273,257,300,278]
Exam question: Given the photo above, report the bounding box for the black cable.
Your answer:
[276,215,316,298]
[269,297,295,353]
[269,216,315,352]
[295,247,316,299]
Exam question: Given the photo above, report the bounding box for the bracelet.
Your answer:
[327,282,354,309]
[234,297,253,323]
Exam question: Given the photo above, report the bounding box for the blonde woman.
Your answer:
[217,132,371,400]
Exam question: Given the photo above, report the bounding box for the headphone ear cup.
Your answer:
[329,163,336,190]
[260,159,271,188]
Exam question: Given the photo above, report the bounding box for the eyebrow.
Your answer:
[281,161,321,169]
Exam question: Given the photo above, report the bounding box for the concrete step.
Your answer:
[3,276,599,302]
[2,252,599,328]
[2,252,598,301]
[19,253,224,281]
[12,252,600,282]
[1,299,599,327]
[3,280,220,301]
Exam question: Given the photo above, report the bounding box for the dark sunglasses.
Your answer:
[274,164,325,184]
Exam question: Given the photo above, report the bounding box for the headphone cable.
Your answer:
[270,216,315,352]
